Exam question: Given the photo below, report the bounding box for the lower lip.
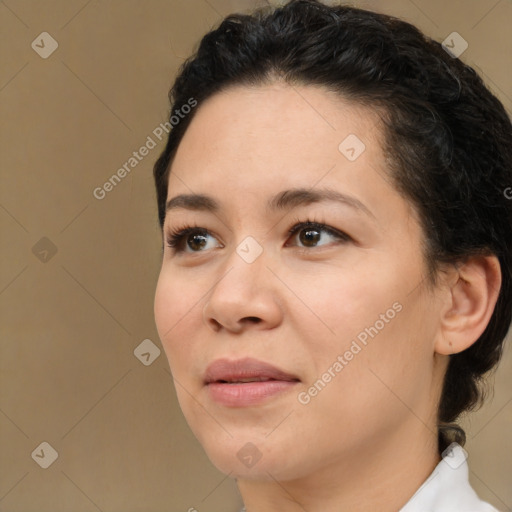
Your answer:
[206,380,298,407]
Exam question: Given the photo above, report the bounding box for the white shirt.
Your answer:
[238,443,499,512]
[399,443,499,512]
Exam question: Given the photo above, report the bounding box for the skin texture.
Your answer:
[154,83,501,512]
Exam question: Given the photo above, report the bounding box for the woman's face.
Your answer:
[154,83,446,481]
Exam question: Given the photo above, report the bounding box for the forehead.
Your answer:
[170,83,384,184]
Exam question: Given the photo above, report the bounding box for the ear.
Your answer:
[435,255,502,355]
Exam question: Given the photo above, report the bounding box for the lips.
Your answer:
[204,357,300,385]
[204,357,300,407]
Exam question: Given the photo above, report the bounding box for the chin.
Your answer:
[196,433,308,481]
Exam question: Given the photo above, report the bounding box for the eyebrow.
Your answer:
[165,187,375,219]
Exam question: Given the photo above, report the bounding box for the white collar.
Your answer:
[399,443,498,512]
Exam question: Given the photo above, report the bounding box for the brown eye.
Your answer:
[287,221,351,249]
[166,227,220,253]
[299,228,321,247]
[187,232,209,251]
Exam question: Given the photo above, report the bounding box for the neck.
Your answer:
[236,421,441,512]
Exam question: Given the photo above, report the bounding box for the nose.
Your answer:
[202,246,283,334]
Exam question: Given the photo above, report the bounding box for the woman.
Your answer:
[152,1,511,510]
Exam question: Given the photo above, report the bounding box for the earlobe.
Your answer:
[435,255,501,356]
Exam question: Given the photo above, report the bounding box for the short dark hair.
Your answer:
[153,0,512,453]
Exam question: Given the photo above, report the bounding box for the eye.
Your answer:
[165,219,351,255]
[286,220,351,249]
[166,226,222,254]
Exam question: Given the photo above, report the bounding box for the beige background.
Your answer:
[0,0,510,511]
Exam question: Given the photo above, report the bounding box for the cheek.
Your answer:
[288,260,401,357]
[154,269,200,362]
[154,271,178,339]
[290,299,433,460]
[154,271,208,421]
[293,249,431,393]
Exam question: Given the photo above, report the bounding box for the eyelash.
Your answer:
[165,217,352,254]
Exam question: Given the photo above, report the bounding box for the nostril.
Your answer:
[207,318,222,331]
[244,316,262,323]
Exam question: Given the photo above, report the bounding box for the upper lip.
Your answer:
[204,357,300,384]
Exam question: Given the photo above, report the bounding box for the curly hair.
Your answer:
[153,0,512,454]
